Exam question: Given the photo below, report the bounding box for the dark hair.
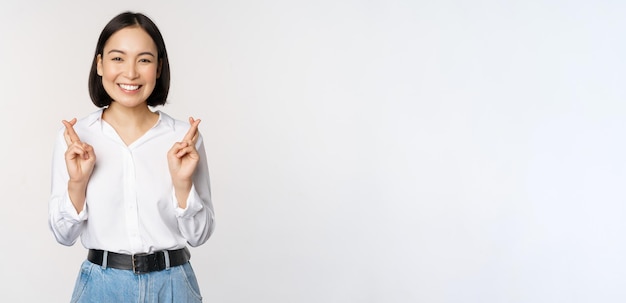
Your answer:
[88,12,170,107]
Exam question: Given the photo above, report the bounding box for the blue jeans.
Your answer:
[70,260,203,303]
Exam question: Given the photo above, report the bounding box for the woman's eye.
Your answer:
[111,57,122,61]
[139,58,152,63]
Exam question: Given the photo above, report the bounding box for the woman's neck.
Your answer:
[102,102,159,145]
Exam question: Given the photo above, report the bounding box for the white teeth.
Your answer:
[119,84,140,91]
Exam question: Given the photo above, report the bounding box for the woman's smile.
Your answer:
[118,83,142,92]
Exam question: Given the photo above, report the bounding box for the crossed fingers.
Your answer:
[183,117,201,144]
[62,118,94,161]
[62,118,80,145]
[172,117,201,159]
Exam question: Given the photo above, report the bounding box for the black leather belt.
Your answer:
[88,247,190,274]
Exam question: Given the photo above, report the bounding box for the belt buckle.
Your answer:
[132,253,147,274]
[132,254,138,274]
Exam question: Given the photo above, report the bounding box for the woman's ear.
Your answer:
[96,54,103,76]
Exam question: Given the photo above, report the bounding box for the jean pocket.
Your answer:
[180,262,203,301]
[70,260,94,303]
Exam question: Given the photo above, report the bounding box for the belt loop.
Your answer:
[163,250,171,269]
[102,251,108,269]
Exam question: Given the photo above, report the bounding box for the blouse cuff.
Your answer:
[60,192,88,223]
[173,184,204,218]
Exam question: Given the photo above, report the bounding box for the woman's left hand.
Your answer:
[168,117,201,185]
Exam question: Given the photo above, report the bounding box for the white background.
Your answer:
[1,0,625,302]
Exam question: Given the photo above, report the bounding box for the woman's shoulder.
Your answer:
[75,109,105,126]
[155,111,203,142]
[54,109,104,142]
[55,109,103,133]
[156,110,192,130]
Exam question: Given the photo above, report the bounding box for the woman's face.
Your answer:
[97,26,161,108]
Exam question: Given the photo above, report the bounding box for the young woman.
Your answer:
[48,11,215,302]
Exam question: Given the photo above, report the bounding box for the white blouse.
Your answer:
[48,109,215,254]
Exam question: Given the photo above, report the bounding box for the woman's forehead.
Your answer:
[103,26,157,54]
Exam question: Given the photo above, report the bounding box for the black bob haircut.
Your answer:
[88,12,170,107]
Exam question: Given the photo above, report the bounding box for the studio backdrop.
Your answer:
[0,0,624,302]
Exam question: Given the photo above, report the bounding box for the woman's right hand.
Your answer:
[62,118,96,184]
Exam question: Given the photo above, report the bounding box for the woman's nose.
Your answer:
[124,61,139,79]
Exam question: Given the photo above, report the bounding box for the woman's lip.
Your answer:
[118,84,141,91]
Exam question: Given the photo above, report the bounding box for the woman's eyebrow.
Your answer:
[107,49,156,57]
[138,51,156,57]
